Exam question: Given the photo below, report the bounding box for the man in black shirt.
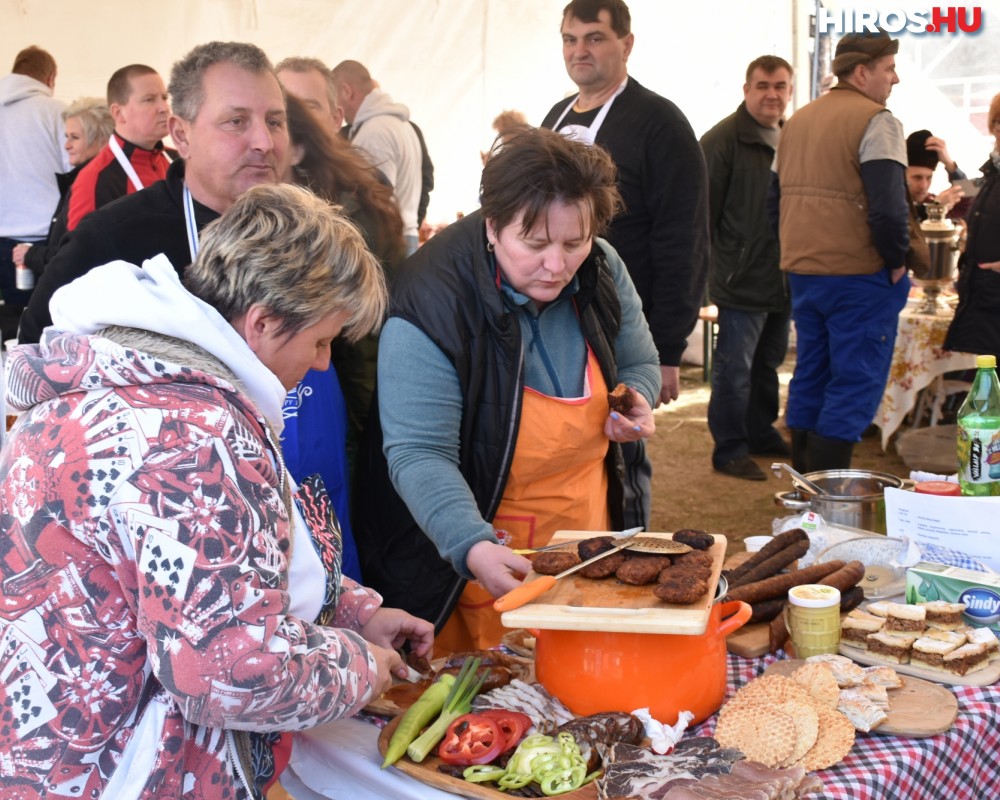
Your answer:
[541,0,709,526]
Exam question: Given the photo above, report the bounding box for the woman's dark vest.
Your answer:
[353,211,626,630]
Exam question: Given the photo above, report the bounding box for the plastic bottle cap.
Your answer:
[976,355,997,369]
[914,481,961,496]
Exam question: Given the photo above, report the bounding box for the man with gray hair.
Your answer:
[0,45,70,323]
[332,59,423,250]
[276,55,344,136]
[770,30,909,473]
[20,40,288,342]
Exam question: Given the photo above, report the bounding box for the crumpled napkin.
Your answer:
[630,708,694,755]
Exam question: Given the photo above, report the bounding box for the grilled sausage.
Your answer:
[727,536,811,589]
[724,560,845,604]
[725,528,809,583]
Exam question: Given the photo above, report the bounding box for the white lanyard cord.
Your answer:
[183,183,199,261]
[109,135,148,192]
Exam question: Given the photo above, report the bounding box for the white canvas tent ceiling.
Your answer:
[3,1,994,223]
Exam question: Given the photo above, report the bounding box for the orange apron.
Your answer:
[436,348,612,653]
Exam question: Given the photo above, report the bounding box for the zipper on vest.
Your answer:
[488,344,524,515]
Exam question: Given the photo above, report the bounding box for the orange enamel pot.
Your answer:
[532,600,752,725]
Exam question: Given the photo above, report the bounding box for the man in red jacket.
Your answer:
[66,64,172,230]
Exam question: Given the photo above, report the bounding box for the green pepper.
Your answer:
[463,765,507,783]
[381,673,456,768]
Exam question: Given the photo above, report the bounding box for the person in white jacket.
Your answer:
[332,60,422,251]
[0,45,70,316]
[0,183,433,799]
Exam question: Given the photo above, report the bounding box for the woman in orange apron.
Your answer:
[355,128,661,651]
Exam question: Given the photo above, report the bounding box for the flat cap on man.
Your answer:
[832,30,899,75]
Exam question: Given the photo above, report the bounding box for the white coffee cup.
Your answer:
[744,535,774,553]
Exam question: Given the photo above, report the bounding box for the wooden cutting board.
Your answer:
[377,714,598,800]
[764,658,958,737]
[723,552,772,658]
[499,530,726,635]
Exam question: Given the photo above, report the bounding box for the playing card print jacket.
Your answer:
[0,322,384,799]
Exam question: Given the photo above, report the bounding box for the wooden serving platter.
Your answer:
[764,658,958,737]
[499,530,726,635]
[365,656,534,716]
[377,714,597,800]
[839,642,1000,687]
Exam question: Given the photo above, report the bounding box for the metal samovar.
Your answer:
[913,202,961,314]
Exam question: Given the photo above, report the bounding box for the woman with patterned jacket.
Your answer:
[0,184,433,799]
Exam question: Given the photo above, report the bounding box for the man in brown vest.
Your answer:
[771,31,910,473]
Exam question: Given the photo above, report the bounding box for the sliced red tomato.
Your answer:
[438,713,505,766]
[477,709,533,751]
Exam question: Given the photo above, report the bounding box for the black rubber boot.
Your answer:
[790,429,810,473]
[805,433,854,472]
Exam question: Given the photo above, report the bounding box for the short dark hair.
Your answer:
[169,42,274,121]
[745,55,793,84]
[480,127,621,239]
[562,0,631,37]
[12,46,56,83]
[107,64,158,106]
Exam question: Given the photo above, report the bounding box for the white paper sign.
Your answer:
[885,487,1000,572]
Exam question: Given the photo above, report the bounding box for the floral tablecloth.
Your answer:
[874,300,975,449]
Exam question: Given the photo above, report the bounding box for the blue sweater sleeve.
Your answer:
[377,318,497,578]
[861,159,910,270]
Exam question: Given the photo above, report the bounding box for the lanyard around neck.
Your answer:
[183,183,199,261]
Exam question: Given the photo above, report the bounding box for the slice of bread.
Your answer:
[965,626,999,660]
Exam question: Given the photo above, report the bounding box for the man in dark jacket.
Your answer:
[540,0,709,526]
[701,56,793,481]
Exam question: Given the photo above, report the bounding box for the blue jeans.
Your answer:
[708,307,790,467]
[786,270,909,442]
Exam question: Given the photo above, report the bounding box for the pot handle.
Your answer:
[899,478,917,491]
[774,492,812,512]
[716,600,753,637]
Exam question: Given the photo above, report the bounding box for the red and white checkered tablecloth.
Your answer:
[691,653,1000,800]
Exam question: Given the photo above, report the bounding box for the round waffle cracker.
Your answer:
[776,700,819,767]
[792,662,841,708]
[715,703,797,768]
[794,704,856,771]
[724,674,814,713]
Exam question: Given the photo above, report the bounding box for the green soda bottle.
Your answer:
[957,354,1000,496]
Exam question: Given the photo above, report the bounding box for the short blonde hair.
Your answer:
[63,97,114,148]
[184,184,387,343]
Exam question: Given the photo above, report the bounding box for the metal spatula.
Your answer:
[493,536,691,612]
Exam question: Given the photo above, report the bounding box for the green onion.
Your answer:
[406,657,488,763]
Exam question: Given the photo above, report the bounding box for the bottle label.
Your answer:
[958,425,1000,483]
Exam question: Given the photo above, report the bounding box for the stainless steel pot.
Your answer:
[773,469,912,534]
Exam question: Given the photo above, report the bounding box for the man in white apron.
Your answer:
[66,64,173,231]
[540,0,709,527]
